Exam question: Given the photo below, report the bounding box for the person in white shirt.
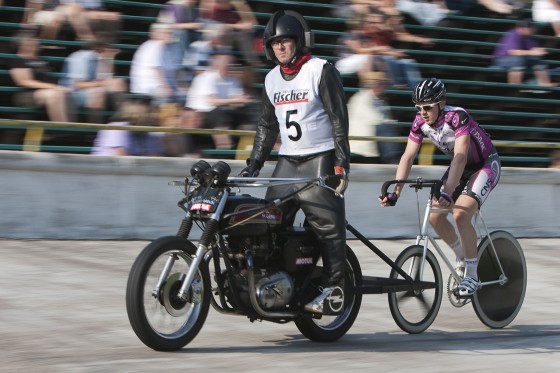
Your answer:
[185,50,253,149]
[61,41,126,123]
[348,71,402,164]
[129,23,174,104]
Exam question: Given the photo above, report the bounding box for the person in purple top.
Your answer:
[379,78,501,297]
[493,20,554,86]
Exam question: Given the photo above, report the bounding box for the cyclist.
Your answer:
[379,78,501,297]
[241,10,351,314]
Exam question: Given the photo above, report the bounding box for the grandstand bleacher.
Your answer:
[0,0,558,166]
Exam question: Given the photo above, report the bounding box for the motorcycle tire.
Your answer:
[294,245,363,342]
[126,236,211,351]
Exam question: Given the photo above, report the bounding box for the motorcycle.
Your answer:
[126,160,363,351]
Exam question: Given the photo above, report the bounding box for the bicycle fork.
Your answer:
[414,198,462,283]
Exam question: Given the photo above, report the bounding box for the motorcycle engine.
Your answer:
[223,234,314,310]
[255,271,294,309]
[226,235,280,267]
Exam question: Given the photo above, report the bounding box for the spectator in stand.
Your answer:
[185,50,254,150]
[348,71,403,164]
[199,0,259,67]
[22,0,95,42]
[335,11,425,89]
[67,0,122,43]
[396,0,450,26]
[370,0,434,45]
[60,41,127,123]
[158,0,203,64]
[493,20,555,87]
[91,99,165,156]
[337,0,434,43]
[331,0,374,19]
[444,0,519,15]
[532,0,560,37]
[157,0,206,100]
[183,23,232,70]
[129,23,175,105]
[335,12,386,77]
[9,29,72,123]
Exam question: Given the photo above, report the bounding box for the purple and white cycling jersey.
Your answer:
[408,106,501,207]
[408,105,494,167]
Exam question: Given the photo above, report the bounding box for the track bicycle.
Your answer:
[380,178,527,332]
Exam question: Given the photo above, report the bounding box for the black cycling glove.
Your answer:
[385,192,399,206]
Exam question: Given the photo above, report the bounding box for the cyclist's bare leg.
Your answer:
[452,195,478,260]
[429,206,459,248]
[429,195,478,268]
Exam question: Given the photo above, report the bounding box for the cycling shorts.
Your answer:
[442,147,501,208]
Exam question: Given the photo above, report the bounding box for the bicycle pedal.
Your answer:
[452,287,475,299]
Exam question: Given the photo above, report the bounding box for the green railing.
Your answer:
[1,119,559,166]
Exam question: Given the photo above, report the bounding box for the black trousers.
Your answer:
[265,151,346,286]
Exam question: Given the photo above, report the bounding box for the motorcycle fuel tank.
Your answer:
[221,194,283,236]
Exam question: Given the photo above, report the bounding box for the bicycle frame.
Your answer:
[409,180,509,289]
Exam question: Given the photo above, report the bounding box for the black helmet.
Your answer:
[263,10,314,63]
[412,78,446,104]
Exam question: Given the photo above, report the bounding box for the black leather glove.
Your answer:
[334,166,349,195]
[239,158,261,177]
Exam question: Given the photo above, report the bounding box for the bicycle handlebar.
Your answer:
[380,178,443,198]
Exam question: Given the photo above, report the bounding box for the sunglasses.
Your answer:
[415,102,440,112]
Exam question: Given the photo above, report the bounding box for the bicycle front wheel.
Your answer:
[388,245,443,334]
[473,231,527,329]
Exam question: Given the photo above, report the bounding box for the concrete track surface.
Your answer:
[1,238,559,373]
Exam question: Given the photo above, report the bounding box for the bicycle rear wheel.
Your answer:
[473,230,527,329]
[388,245,443,334]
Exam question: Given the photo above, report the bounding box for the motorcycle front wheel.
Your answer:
[294,246,363,342]
[126,236,211,351]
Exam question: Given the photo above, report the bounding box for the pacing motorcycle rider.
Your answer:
[241,10,351,314]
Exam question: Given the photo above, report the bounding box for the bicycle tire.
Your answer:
[388,245,443,334]
[473,230,527,329]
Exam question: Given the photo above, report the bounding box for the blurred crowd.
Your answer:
[3,0,560,163]
[8,0,263,157]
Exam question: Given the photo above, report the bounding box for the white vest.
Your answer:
[265,58,335,156]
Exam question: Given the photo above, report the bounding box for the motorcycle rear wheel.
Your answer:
[294,245,363,342]
[126,236,211,351]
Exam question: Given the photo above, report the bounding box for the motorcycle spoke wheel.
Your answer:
[126,236,211,351]
[295,246,363,342]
